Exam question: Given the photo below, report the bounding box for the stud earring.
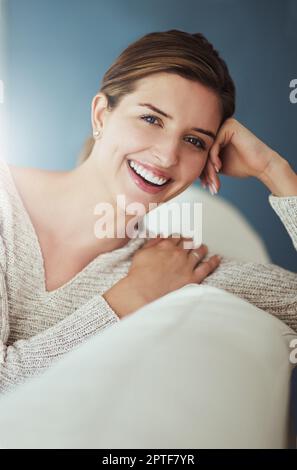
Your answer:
[93,128,102,139]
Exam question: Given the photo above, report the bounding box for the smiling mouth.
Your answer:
[127,159,173,188]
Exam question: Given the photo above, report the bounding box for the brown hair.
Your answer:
[77,29,235,165]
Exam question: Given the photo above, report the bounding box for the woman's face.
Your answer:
[92,72,222,210]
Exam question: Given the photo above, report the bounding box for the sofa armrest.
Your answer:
[0,285,294,448]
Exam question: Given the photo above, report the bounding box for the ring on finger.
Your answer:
[191,251,200,261]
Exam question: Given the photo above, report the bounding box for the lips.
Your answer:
[126,159,172,194]
[128,159,172,180]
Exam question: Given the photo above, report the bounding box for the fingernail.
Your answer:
[214,165,220,173]
[208,184,214,196]
[210,183,217,195]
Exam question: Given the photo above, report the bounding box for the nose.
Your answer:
[152,137,179,168]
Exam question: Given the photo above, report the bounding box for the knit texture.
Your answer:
[0,157,296,394]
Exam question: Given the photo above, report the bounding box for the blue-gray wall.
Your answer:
[0,0,7,156]
[4,0,297,271]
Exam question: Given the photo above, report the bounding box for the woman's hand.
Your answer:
[200,117,281,194]
[103,235,221,319]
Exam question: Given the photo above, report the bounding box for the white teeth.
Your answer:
[129,160,169,185]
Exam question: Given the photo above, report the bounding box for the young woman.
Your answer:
[0,30,296,394]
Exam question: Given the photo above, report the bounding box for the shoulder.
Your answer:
[0,158,36,198]
[0,157,54,188]
[0,159,57,215]
[0,158,50,235]
[5,161,44,195]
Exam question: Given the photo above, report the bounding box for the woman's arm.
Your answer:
[258,154,297,251]
[0,261,120,395]
[203,256,297,333]
[198,119,297,330]
[200,118,297,251]
[203,165,297,333]
[199,117,297,198]
[257,152,297,197]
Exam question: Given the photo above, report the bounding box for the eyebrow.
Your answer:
[138,102,216,141]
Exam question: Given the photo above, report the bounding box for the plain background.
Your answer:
[2,0,297,271]
[0,1,6,155]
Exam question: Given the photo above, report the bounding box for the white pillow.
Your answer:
[0,284,295,449]
[141,185,271,263]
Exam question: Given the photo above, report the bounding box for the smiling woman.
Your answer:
[0,29,296,400]
[77,29,235,167]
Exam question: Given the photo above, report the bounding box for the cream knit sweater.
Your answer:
[0,158,296,394]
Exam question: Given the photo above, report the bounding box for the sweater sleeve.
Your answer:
[268,194,297,250]
[0,260,120,394]
[203,194,297,333]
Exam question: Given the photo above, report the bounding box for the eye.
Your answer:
[139,114,206,151]
[184,136,206,151]
[139,114,161,126]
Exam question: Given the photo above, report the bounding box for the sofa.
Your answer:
[0,184,295,449]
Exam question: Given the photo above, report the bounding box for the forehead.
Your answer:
[123,72,222,131]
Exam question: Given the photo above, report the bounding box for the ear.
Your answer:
[91,93,110,132]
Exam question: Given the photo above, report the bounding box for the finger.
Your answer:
[202,162,217,195]
[176,236,195,248]
[209,148,222,173]
[160,233,194,246]
[206,160,221,195]
[209,135,224,172]
[167,233,186,245]
[187,244,208,267]
[143,234,165,249]
[153,233,193,247]
[202,172,212,193]
[193,254,221,283]
[199,169,208,189]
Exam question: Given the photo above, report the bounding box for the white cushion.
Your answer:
[0,284,294,449]
[141,185,271,263]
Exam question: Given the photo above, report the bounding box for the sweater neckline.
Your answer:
[1,159,144,297]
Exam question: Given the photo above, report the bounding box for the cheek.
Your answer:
[113,120,153,151]
[181,156,207,181]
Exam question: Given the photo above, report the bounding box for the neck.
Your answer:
[39,157,142,253]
